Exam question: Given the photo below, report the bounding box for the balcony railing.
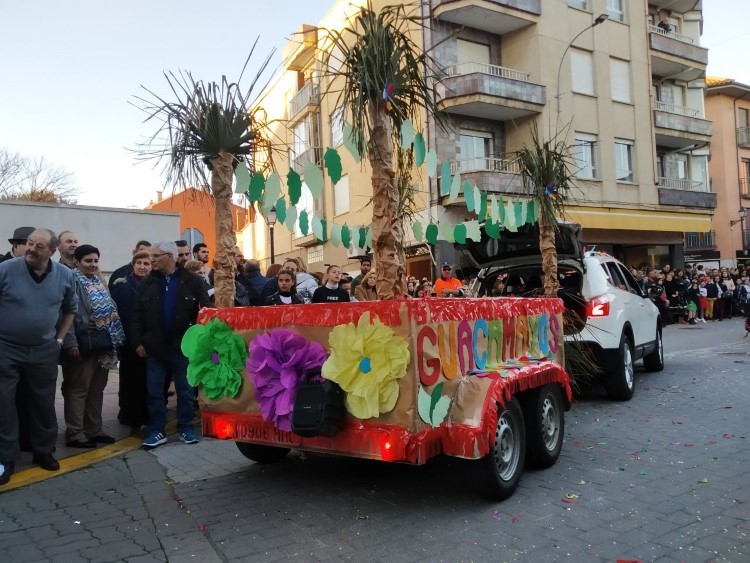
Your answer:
[443,62,529,82]
[648,24,695,45]
[290,146,322,172]
[738,127,750,147]
[653,101,699,118]
[288,83,319,118]
[657,177,705,191]
[450,157,520,174]
[684,230,716,250]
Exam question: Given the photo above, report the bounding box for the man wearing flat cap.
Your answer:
[0,226,35,264]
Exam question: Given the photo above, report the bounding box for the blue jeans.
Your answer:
[146,352,194,434]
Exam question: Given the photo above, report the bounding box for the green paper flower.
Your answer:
[181,318,247,401]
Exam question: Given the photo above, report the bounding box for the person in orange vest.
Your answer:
[433,262,464,297]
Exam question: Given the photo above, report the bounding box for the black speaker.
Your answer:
[292,371,345,438]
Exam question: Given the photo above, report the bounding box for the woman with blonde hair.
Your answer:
[355,271,378,301]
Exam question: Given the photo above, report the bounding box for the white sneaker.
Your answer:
[701,318,706,323]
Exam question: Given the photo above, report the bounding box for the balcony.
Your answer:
[738,127,750,148]
[684,230,717,251]
[653,101,712,150]
[648,0,701,12]
[438,62,545,121]
[432,0,540,35]
[283,24,317,72]
[649,25,707,81]
[290,146,322,174]
[657,177,716,209]
[442,157,523,201]
[288,83,319,120]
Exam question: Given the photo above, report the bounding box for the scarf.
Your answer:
[74,269,126,369]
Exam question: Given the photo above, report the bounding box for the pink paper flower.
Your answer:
[247,329,327,432]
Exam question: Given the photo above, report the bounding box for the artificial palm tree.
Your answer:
[323,1,448,299]
[133,42,274,307]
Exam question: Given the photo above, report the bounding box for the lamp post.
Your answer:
[731,207,748,250]
[265,207,277,264]
[555,13,609,116]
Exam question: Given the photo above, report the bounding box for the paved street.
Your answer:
[1,318,749,562]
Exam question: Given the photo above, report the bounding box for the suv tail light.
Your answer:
[587,294,612,318]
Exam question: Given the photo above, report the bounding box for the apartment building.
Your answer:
[250,0,712,276]
[705,78,750,266]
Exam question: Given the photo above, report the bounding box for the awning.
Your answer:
[565,206,712,232]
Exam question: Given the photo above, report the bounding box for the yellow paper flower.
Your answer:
[322,312,410,419]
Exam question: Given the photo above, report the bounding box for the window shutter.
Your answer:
[610,59,631,103]
[571,50,594,95]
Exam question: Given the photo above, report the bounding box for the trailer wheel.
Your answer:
[477,397,526,500]
[235,442,290,464]
[523,384,565,468]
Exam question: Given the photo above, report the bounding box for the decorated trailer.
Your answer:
[184,298,572,500]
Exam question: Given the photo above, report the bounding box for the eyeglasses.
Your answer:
[442,267,452,271]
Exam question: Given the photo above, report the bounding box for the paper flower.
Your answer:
[321,312,409,419]
[181,318,247,401]
[418,382,451,427]
[247,330,327,432]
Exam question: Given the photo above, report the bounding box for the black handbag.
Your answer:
[77,327,112,357]
[292,369,345,438]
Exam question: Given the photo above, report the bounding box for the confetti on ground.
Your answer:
[723,434,734,439]
[627,451,640,456]
[672,420,682,425]
[511,514,521,523]
[617,466,626,471]
[698,478,709,484]
[628,483,636,489]
[708,440,717,444]
[684,443,695,447]
[719,406,733,409]
[639,471,647,476]
[565,493,579,499]
[578,480,586,485]
[671,442,682,446]
[562,498,579,504]
[491,511,500,521]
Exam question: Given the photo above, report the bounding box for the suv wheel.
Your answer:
[605,333,635,401]
[643,326,665,372]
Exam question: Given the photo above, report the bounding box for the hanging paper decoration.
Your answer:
[341,225,351,250]
[343,123,362,163]
[518,200,527,227]
[412,221,424,242]
[414,133,426,167]
[365,226,373,248]
[324,147,343,185]
[287,169,302,205]
[275,197,287,225]
[358,226,367,249]
[478,191,488,222]
[425,223,439,245]
[321,219,328,242]
[304,162,324,199]
[526,199,537,224]
[263,172,281,214]
[418,383,451,428]
[449,172,461,201]
[505,201,517,232]
[299,210,309,236]
[425,149,438,178]
[321,312,410,419]
[382,81,395,113]
[499,195,506,224]
[248,172,265,202]
[514,200,524,227]
[439,223,455,243]
[489,194,500,222]
[465,220,481,242]
[485,218,501,239]
[453,223,467,244]
[400,119,414,150]
[285,205,298,233]
[311,216,323,241]
[472,186,482,217]
[463,181,475,212]
[330,223,341,247]
[234,161,252,194]
[181,318,246,401]
[440,162,451,197]
[545,179,558,200]
[247,330,327,432]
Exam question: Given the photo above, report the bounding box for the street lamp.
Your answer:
[731,207,748,249]
[265,207,277,264]
[555,13,609,115]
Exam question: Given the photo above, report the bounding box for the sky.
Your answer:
[1,0,748,210]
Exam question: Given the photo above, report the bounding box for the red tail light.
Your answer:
[214,418,234,440]
[586,294,611,318]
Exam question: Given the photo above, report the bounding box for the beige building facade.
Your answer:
[247,0,713,277]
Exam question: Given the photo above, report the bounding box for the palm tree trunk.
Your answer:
[539,212,559,297]
[368,100,404,300]
[210,151,237,308]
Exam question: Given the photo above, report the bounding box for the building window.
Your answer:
[334,175,350,216]
[459,130,493,171]
[567,0,589,10]
[307,244,324,266]
[295,183,316,237]
[607,0,625,22]
[330,107,344,147]
[609,58,631,103]
[457,39,490,66]
[572,133,597,179]
[571,49,594,96]
[614,139,634,182]
[739,108,749,129]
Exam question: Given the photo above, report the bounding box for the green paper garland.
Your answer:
[343,123,362,163]
[304,162,324,199]
[248,172,265,202]
[440,162,451,197]
[341,225,351,249]
[234,161,252,194]
[412,221,424,242]
[414,133,426,167]
[485,219,500,239]
[454,223,467,244]
[463,181,475,212]
[275,197,287,224]
[324,147,343,185]
[287,169,302,205]
[358,226,367,249]
[299,210,309,236]
[478,191,488,222]
[400,119,414,149]
[425,223,439,245]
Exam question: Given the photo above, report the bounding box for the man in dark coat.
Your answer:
[0,226,34,264]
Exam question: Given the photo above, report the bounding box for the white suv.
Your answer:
[464,223,664,400]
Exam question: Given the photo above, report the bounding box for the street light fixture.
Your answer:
[265,207,277,264]
[555,14,609,116]
[731,207,748,250]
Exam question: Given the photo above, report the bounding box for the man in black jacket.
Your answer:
[132,241,211,448]
[0,226,34,263]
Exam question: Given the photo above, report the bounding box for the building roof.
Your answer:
[706,76,750,97]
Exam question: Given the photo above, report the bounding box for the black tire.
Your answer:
[522,384,565,468]
[235,442,290,464]
[604,332,635,401]
[476,397,526,500]
[643,326,665,372]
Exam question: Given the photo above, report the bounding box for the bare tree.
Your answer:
[0,149,78,204]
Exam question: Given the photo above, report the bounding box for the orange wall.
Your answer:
[147,188,249,259]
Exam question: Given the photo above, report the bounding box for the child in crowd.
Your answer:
[686,280,700,325]
[266,268,302,305]
[312,265,350,303]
